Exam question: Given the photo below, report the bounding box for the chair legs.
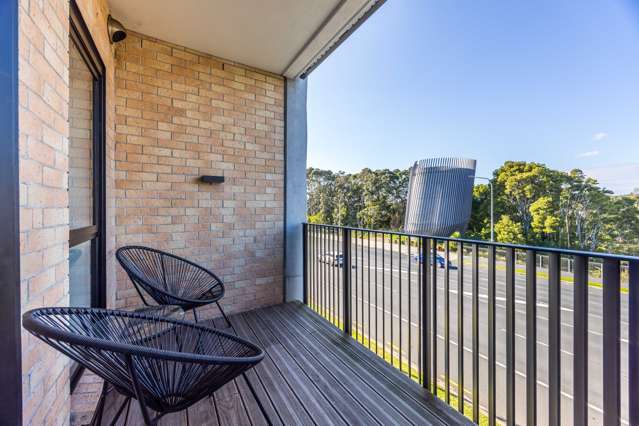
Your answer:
[191,302,231,328]
[217,301,232,328]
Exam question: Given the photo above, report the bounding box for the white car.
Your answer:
[318,252,345,267]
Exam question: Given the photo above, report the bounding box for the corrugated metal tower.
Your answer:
[404,157,477,236]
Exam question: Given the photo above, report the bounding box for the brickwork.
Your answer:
[113,33,285,316]
[19,3,285,423]
[19,0,115,423]
[19,0,71,423]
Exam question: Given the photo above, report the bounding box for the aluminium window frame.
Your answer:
[69,0,107,392]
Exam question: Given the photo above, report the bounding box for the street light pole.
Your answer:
[471,176,494,242]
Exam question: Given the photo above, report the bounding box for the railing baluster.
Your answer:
[422,237,431,390]
[355,231,359,340]
[419,237,423,384]
[368,232,372,351]
[391,235,395,363]
[526,249,537,426]
[506,247,515,426]
[383,232,386,362]
[375,232,379,356]
[432,240,438,395]
[630,259,639,426]
[445,240,450,403]
[573,255,588,426]
[472,244,480,423]
[488,245,496,426]
[313,225,320,313]
[332,227,336,324]
[457,242,464,413]
[335,228,339,323]
[400,235,403,371]
[603,258,620,425]
[361,233,365,345]
[548,252,561,426]
[342,227,351,335]
[408,237,412,378]
[303,223,308,305]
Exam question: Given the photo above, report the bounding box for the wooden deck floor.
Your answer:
[96,302,470,425]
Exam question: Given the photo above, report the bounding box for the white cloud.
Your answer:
[577,150,600,158]
[592,132,608,141]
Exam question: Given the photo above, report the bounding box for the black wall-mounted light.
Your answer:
[200,175,225,184]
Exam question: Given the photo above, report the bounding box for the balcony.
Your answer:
[304,223,639,425]
[90,302,468,425]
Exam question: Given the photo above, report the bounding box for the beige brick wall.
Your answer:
[19,0,115,424]
[19,0,71,423]
[114,33,285,315]
[19,2,285,422]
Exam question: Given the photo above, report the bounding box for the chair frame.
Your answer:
[116,246,230,325]
[23,307,264,425]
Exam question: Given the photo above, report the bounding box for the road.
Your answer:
[307,236,630,425]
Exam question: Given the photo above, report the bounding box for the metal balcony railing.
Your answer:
[302,223,639,425]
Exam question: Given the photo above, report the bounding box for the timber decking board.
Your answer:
[91,302,470,426]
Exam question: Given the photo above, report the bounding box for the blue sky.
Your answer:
[307,0,639,194]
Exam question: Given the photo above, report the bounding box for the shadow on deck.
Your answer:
[91,302,470,425]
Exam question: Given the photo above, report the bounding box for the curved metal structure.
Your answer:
[404,158,476,236]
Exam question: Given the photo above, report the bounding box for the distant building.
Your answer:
[404,158,477,237]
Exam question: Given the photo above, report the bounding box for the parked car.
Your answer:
[413,253,455,269]
[318,252,345,267]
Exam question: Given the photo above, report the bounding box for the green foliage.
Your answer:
[307,162,639,255]
[306,167,408,230]
[495,215,525,244]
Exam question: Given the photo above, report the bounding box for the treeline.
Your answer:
[307,161,639,255]
[307,168,408,230]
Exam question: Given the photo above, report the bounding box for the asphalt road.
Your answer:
[307,236,630,426]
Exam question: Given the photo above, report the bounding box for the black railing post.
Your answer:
[421,237,430,390]
[488,245,496,426]
[431,240,438,395]
[342,227,352,335]
[303,223,308,305]
[525,250,537,426]
[603,258,620,425]
[629,260,639,426]
[548,252,561,426]
[573,255,588,426]
[505,247,515,426]
[457,242,464,414]
[472,244,480,424]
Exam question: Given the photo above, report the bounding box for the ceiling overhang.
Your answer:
[108,0,385,79]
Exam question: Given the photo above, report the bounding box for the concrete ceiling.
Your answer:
[108,0,384,78]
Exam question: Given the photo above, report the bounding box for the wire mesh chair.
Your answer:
[22,307,264,425]
[116,246,228,324]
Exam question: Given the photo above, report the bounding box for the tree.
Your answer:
[530,196,560,241]
[306,163,639,255]
[494,162,563,240]
[495,215,525,244]
[467,184,492,240]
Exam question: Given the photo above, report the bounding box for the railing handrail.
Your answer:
[303,222,639,262]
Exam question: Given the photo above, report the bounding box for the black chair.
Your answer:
[22,307,264,425]
[116,246,228,324]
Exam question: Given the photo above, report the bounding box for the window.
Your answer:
[68,0,106,389]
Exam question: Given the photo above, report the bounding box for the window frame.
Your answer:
[69,0,107,391]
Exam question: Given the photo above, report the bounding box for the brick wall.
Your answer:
[114,33,285,316]
[19,3,285,422]
[19,0,71,423]
[19,0,115,424]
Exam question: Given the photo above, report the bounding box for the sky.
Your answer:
[307,0,639,194]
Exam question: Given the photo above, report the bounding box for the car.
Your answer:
[318,252,345,267]
[413,253,455,269]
